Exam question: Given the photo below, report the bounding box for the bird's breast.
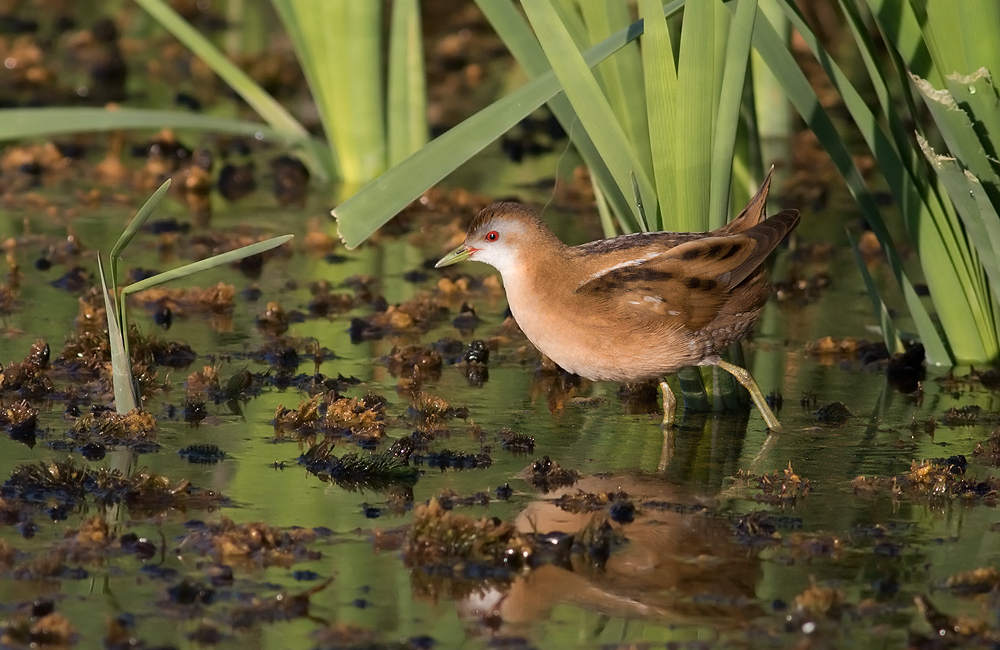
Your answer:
[500,267,697,381]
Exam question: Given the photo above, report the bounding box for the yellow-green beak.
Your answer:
[435,243,476,268]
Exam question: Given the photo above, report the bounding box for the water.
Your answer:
[1,171,999,649]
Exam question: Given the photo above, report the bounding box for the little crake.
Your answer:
[436,171,799,431]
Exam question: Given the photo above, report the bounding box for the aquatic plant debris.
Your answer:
[2,456,225,515]
[177,517,323,568]
[274,391,387,442]
[731,463,811,504]
[404,497,534,569]
[852,457,1000,501]
[524,455,580,492]
[298,441,419,489]
[69,408,157,446]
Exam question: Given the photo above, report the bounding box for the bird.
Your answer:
[435,170,800,431]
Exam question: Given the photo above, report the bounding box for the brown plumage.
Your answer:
[436,170,800,430]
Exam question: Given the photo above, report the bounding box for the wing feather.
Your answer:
[575,210,800,331]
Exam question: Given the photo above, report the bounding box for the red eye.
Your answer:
[485,231,499,242]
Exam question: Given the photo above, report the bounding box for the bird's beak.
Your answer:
[435,243,477,268]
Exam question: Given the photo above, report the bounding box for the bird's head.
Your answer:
[435,202,551,274]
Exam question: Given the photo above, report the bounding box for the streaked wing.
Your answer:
[575,210,800,331]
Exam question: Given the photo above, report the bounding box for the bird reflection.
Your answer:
[452,474,762,639]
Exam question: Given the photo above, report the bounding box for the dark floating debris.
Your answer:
[412,449,492,471]
[1,603,77,647]
[885,343,925,392]
[70,408,157,448]
[178,444,226,464]
[734,510,778,542]
[270,155,310,207]
[298,441,418,490]
[217,162,257,201]
[404,497,534,570]
[274,391,386,443]
[229,578,333,629]
[1,339,54,400]
[2,457,226,516]
[177,517,321,568]
[1,400,38,446]
[940,566,1000,595]
[434,488,490,510]
[731,463,811,505]
[973,429,1000,467]
[49,265,89,292]
[942,405,982,426]
[463,339,489,364]
[387,345,443,378]
[813,401,852,425]
[406,393,467,432]
[525,456,580,492]
[452,302,480,331]
[499,428,534,454]
[852,457,1000,501]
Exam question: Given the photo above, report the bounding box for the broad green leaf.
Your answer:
[943,69,1000,184]
[919,135,1000,305]
[122,235,294,295]
[913,73,999,186]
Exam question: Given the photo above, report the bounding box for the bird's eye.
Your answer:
[485,231,499,242]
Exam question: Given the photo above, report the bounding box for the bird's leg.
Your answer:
[658,378,676,471]
[712,358,783,432]
[659,378,677,428]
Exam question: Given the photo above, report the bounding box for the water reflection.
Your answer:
[454,474,761,637]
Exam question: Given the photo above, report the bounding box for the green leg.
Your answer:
[659,378,677,428]
[712,358,783,432]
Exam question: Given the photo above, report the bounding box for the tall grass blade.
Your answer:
[749,4,952,364]
[591,172,616,237]
[708,0,757,229]
[777,0,995,362]
[98,258,138,414]
[638,0,677,232]
[334,17,647,248]
[847,232,905,355]
[0,108,314,146]
[122,235,294,296]
[521,0,657,229]
[110,180,172,293]
[473,0,649,234]
[672,0,723,231]
[388,0,427,167]
[273,1,384,187]
[578,0,653,182]
[134,0,312,147]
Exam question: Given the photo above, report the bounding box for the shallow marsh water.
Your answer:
[2,171,1000,650]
